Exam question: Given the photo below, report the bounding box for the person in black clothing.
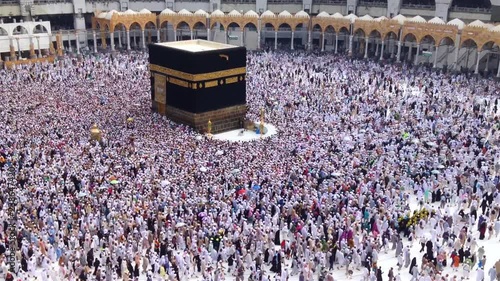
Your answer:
[93,257,100,275]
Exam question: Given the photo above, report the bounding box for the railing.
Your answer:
[176,0,209,2]
[222,0,256,3]
[33,0,71,3]
[268,0,302,4]
[359,1,387,7]
[449,6,491,13]
[314,0,346,4]
[401,3,435,10]
[0,0,20,4]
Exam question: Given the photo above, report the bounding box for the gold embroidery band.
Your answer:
[150,64,246,82]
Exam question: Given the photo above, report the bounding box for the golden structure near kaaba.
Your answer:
[90,124,102,142]
[149,39,247,134]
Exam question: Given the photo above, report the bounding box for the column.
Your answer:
[207,27,210,41]
[348,35,353,56]
[118,30,122,48]
[375,40,379,56]
[76,32,80,55]
[110,31,115,51]
[433,45,438,68]
[224,30,228,44]
[257,29,261,50]
[93,30,97,53]
[36,36,41,58]
[414,44,420,64]
[335,34,338,54]
[240,30,244,47]
[485,52,490,72]
[174,30,177,42]
[10,37,16,60]
[396,40,402,62]
[321,33,325,52]
[190,30,194,40]
[274,30,278,50]
[454,43,460,70]
[380,40,385,60]
[16,38,21,59]
[67,32,72,53]
[496,57,500,78]
[291,30,294,50]
[364,37,369,59]
[157,29,161,43]
[100,30,107,49]
[141,29,146,49]
[475,49,480,74]
[29,36,35,58]
[126,30,131,50]
[408,44,412,61]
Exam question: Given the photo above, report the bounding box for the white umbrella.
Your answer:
[77,192,86,198]
[331,172,343,177]
[195,135,203,141]
[175,222,186,228]
[431,170,440,175]
[412,138,420,144]
[160,180,169,187]
[427,141,437,147]
[215,150,224,156]
[232,169,240,174]
[437,165,445,169]
[200,167,208,172]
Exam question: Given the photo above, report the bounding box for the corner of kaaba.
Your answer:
[149,40,247,134]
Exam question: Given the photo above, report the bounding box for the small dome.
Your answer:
[374,16,388,22]
[211,9,225,17]
[121,9,137,15]
[428,16,445,24]
[491,24,500,32]
[485,23,495,29]
[392,14,407,25]
[317,11,330,18]
[178,9,192,15]
[447,18,465,30]
[105,10,117,20]
[468,19,485,27]
[261,10,276,18]
[358,14,373,21]
[344,13,357,23]
[228,10,241,17]
[160,8,176,15]
[97,12,107,19]
[331,12,343,18]
[194,9,208,16]
[278,11,292,18]
[409,15,426,23]
[295,10,309,18]
[138,9,151,14]
[244,10,259,18]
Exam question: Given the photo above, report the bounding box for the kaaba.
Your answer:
[149,40,247,134]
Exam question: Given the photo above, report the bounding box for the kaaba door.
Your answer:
[154,73,167,115]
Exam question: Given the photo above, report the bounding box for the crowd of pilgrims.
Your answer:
[0,50,500,281]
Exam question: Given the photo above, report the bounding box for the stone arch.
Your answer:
[33,24,49,34]
[0,27,8,36]
[263,22,276,32]
[325,25,336,34]
[438,36,454,47]
[383,31,398,40]
[312,23,322,33]
[12,25,30,36]
[113,22,127,32]
[243,22,258,31]
[403,33,417,43]
[128,22,142,32]
[481,41,497,52]
[227,21,240,29]
[278,22,291,31]
[176,21,191,31]
[419,34,436,45]
[353,27,366,37]
[145,21,156,30]
[210,20,225,30]
[460,38,478,50]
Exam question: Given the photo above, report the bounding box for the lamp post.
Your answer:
[207,120,212,138]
